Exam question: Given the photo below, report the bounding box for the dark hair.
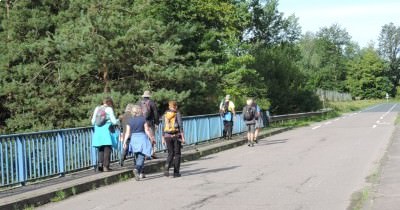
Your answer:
[103,96,114,107]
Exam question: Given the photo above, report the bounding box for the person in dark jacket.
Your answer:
[139,90,160,158]
[243,98,256,147]
[161,101,185,178]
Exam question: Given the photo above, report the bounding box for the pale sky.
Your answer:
[278,0,400,47]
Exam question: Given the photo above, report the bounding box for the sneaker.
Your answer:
[97,166,104,172]
[255,139,258,144]
[119,159,124,167]
[133,169,140,181]
[173,173,181,178]
[139,173,146,179]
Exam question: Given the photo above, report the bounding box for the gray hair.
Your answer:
[131,105,143,117]
[125,103,134,113]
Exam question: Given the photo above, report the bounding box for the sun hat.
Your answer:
[142,90,152,98]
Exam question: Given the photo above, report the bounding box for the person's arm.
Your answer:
[91,106,99,125]
[151,101,160,126]
[231,101,236,116]
[177,112,185,144]
[161,114,166,145]
[123,124,131,149]
[145,122,156,144]
[106,107,118,125]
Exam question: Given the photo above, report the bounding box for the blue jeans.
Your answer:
[134,152,145,173]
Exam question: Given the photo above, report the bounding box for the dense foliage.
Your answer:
[0,0,399,134]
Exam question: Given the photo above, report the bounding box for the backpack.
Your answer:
[140,100,151,120]
[223,101,230,114]
[164,111,178,133]
[94,106,107,126]
[243,105,255,121]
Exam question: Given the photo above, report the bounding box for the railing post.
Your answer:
[16,137,26,186]
[57,132,65,176]
[194,118,198,143]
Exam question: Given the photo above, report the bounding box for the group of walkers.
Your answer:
[91,91,184,180]
[219,95,267,147]
[91,92,268,180]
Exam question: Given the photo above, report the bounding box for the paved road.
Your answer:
[38,103,399,210]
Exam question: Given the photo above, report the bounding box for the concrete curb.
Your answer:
[0,127,291,210]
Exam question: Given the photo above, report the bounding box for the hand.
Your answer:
[123,142,127,150]
[180,137,185,144]
[151,138,156,145]
[162,137,166,145]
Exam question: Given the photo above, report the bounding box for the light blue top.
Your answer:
[91,106,119,148]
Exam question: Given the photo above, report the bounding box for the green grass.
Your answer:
[327,99,385,114]
[50,190,66,202]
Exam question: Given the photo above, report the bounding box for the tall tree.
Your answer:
[378,22,400,95]
[347,46,392,99]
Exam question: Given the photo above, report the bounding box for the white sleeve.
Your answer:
[106,107,118,125]
[91,106,99,125]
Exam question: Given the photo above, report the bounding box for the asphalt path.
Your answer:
[38,103,400,210]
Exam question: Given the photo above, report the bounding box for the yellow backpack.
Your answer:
[164,111,178,133]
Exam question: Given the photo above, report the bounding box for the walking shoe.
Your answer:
[133,169,140,181]
[255,139,258,144]
[139,173,146,179]
[173,173,181,178]
[119,159,124,167]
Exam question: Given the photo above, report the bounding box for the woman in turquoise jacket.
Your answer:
[91,97,118,172]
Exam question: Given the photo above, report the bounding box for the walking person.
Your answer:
[122,105,155,181]
[138,90,160,159]
[219,95,236,139]
[253,100,264,143]
[119,103,134,167]
[91,96,119,172]
[162,101,185,178]
[243,98,257,147]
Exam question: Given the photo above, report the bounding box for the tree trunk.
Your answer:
[102,63,110,93]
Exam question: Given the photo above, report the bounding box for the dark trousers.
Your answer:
[98,145,111,169]
[223,120,233,138]
[165,137,182,174]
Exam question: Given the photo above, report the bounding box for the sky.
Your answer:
[278,0,400,47]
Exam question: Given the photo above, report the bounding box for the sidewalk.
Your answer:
[363,125,400,210]
[0,127,290,210]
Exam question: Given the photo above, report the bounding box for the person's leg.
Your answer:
[227,121,233,139]
[250,124,256,146]
[222,120,228,138]
[173,137,182,177]
[254,128,259,143]
[103,145,112,171]
[120,138,130,166]
[247,125,251,146]
[97,146,104,171]
[164,137,174,177]
[149,124,157,158]
[134,152,145,180]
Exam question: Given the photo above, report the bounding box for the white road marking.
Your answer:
[324,122,332,125]
[334,118,339,121]
[373,125,377,128]
[312,125,321,130]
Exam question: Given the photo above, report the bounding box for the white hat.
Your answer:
[142,90,152,98]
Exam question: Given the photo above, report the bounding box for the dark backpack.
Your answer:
[243,105,255,121]
[94,106,107,126]
[140,100,151,120]
[223,101,230,114]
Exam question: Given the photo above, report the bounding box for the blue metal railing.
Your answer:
[0,113,247,187]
